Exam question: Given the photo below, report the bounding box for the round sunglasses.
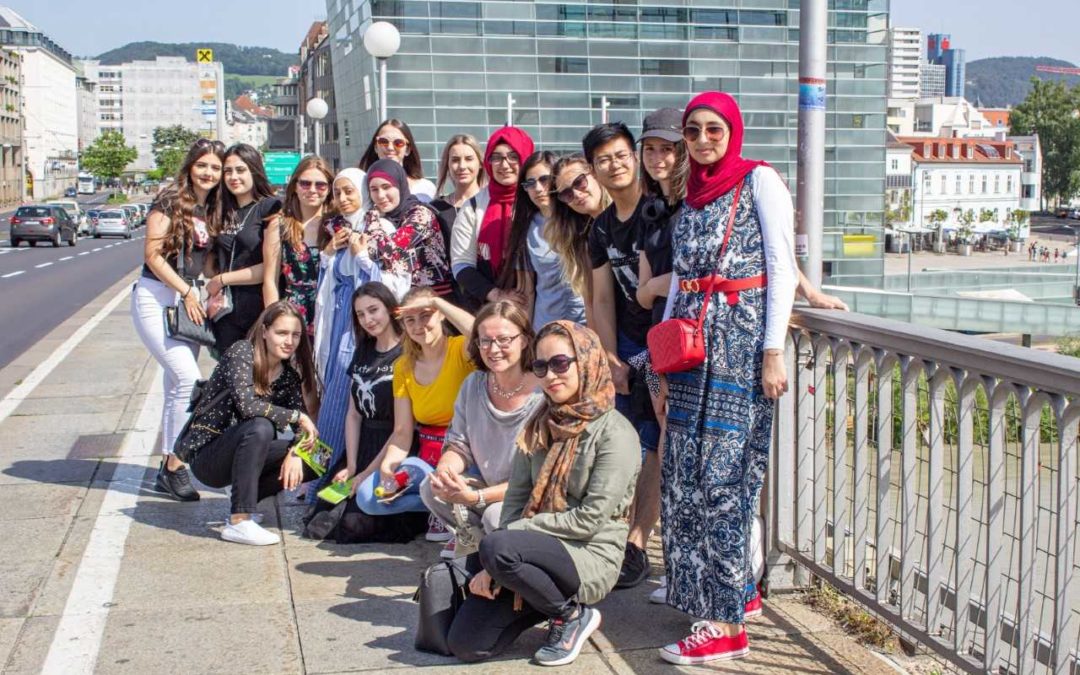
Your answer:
[376,136,408,150]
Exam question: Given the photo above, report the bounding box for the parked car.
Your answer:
[133,202,148,224]
[1055,207,1070,218]
[120,204,141,228]
[93,209,132,239]
[1069,209,1080,220]
[47,200,88,235]
[9,204,78,247]
[64,186,77,198]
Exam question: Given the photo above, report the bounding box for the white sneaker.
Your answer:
[425,515,453,542]
[439,538,456,560]
[221,518,280,546]
[649,576,668,604]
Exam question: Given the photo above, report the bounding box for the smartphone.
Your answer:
[325,221,341,237]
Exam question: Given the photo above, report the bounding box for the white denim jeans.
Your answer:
[130,276,202,456]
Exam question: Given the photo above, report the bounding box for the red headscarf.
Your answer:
[683,92,767,210]
[477,126,534,277]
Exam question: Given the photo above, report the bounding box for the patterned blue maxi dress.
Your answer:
[661,174,773,624]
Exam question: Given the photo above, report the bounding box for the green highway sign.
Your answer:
[264,152,302,185]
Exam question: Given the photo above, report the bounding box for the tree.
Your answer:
[1010,78,1080,209]
[152,125,201,178]
[80,130,137,180]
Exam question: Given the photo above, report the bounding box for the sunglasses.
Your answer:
[555,172,590,204]
[376,136,408,150]
[194,138,225,152]
[521,174,553,192]
[682,124,728,143]
[531,354,577,378]
[297,179,329,192]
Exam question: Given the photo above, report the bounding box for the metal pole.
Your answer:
[794,0,827,288]
[314,119,321,158]
[907,233,913,292]
[379,58,388,121]
[1074,227,1080,303]
[601,96,609,124]
[507,93,515,126]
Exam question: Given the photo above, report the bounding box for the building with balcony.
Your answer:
[326,0,890,287]
[267,71,300,151]
[0,6,77,200]
[299,21,341,170]
[1010,134,1042,213]
[0,45,21,204]
[79,56,226,172]
[886,26,921,99]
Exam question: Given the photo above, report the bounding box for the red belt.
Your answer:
[679,274,768,306]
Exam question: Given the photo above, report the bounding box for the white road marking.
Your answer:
[104,244,113,249]
[92,247,101,252]
[35,262,53,269]
[78,251,89,256]
[60,256,73,261]
[0,284,129,424]
[1,270,23,278]
[41,367,163,675]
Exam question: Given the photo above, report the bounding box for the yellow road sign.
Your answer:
[196,48,213,63]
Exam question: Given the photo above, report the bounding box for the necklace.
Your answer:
[489,373,526,400]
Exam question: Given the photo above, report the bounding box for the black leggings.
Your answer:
[447,529,581,663]
[190,417,314,514]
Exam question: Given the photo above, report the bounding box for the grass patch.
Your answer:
[803,578,898,651]
[225,74,279,88]
[106,193,128,205]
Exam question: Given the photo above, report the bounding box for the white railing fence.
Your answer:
[768,308,1080,675]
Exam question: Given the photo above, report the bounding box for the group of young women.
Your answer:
[133,90,846,667]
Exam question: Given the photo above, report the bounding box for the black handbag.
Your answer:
[413,558,471,655]
[172,378,232,458]
[163,251,216,347]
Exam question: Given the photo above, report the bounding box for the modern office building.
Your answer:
[886,27,921,99]
[0,6,77,200]
[80,56,226,172]
[74,67,98,153]
[326,0,889,285]
[926,33,964,98]
[919,62,946,98]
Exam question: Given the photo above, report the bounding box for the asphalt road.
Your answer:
[0,193,147,368]
[1029,214,1080,239]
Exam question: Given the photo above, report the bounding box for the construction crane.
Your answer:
[1035,65,1080,76]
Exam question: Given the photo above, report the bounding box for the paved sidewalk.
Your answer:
[0,278,907,674]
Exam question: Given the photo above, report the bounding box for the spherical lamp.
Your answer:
[363,21,401,59]
[305,97,329,121]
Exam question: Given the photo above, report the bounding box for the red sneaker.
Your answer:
[745,594,763,620]
[659,622,749,665]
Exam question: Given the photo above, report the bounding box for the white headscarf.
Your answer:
[334,168,368,228]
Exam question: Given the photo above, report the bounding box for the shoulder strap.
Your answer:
[695,181,744,333]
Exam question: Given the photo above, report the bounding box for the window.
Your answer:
[923,172,931,193]
[968,174,975,193]
[641,59,689,76]
[940,175,946,194]
[982,175,988,194]
[1007,176,1013,193]
[889,158,898,171]
[955,174,961,194]
[994,175,1000,193]
[539,57,588,74]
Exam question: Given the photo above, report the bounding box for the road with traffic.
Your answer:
[0,192,147,368]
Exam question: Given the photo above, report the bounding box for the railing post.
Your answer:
[765,333,800,591]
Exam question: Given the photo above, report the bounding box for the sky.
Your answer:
[12,0,1080,66]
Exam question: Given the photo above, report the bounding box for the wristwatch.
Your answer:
[474,488,487,510]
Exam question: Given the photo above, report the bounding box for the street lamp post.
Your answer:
[794,0,827,287]
[363,22,401,122]
[506,93,516,126]
[306,97,329,157]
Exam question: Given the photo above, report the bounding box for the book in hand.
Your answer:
[291,435,334,477]
[317,479,353,505]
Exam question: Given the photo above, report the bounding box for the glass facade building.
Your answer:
[325,0,889,285]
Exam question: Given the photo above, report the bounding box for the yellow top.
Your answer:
[392,334,475,427]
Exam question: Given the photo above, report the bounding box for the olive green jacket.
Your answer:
[499,409,641,605]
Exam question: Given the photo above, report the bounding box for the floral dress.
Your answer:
[366,204,452,297]
[279,225,321,337]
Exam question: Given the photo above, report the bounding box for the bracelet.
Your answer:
[474,488,487,510]
[181,285,192,300]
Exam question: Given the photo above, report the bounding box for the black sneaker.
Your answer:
[534,605,601,667]
[615,542,650,589]
[154,460,201,502]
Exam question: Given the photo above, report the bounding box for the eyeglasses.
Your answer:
[521,174,553,193]
[593,150,635,171]
[297,179,329,192]
[477,333,521,350]
[682,124,728,143]
[376,136,408,150]
[555,172,591,204]
[489,152,521,167]
[531,354,577,378]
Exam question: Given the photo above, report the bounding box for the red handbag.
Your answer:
[647,182,743,375]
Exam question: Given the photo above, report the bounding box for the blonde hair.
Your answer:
[548,155,611,298]
[435,134,488,195]
[400,286,440,364]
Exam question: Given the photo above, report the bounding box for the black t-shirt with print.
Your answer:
[215,196,282,282]
[588,195,653,346]
[349,342,402,422]
[637,197,680,326]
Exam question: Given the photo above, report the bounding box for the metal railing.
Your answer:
[769,307,1079,674]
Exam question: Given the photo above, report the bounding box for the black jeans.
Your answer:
[190,417,313,514]
[447,529,581,663]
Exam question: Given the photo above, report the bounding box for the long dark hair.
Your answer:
[153,138,225,260]
[640,140,689,207]
[248,301,316,397]
[358,119,425,180]
[497,150,557,290]
[220,143,276,227]
[280,155,335,252]
[549,154,609,298]
[350,282,402,352]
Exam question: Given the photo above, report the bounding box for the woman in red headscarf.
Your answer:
[656,92,798,665]
[449,127,534,310]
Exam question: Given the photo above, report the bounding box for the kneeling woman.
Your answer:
[446,321,641,666]
[175,301,319,546]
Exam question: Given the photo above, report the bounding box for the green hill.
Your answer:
[95,42,296,77]
[966,56,1080,108]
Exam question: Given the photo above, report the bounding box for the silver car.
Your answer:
[93,209,132,239]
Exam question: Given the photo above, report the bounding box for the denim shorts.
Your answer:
[617,332,660,454]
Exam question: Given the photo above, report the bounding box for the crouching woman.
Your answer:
[174,301,319,546]
[446,321,641,666]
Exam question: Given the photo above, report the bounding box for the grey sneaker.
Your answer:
[534,605,601,667]
[154,460,200,502]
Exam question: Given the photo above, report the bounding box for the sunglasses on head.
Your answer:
[555,172,590,204]
[194,138,225,152]
[521,174,553,192]
[376,136,408,150]
[682,124,728,143]
[297,179,329,192]
[531,354,577,378]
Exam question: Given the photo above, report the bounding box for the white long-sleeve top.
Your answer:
[663,166,798,351]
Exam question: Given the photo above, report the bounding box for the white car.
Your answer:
[47,200,89,235]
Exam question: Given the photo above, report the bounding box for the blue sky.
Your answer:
[15,0,1080,66]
